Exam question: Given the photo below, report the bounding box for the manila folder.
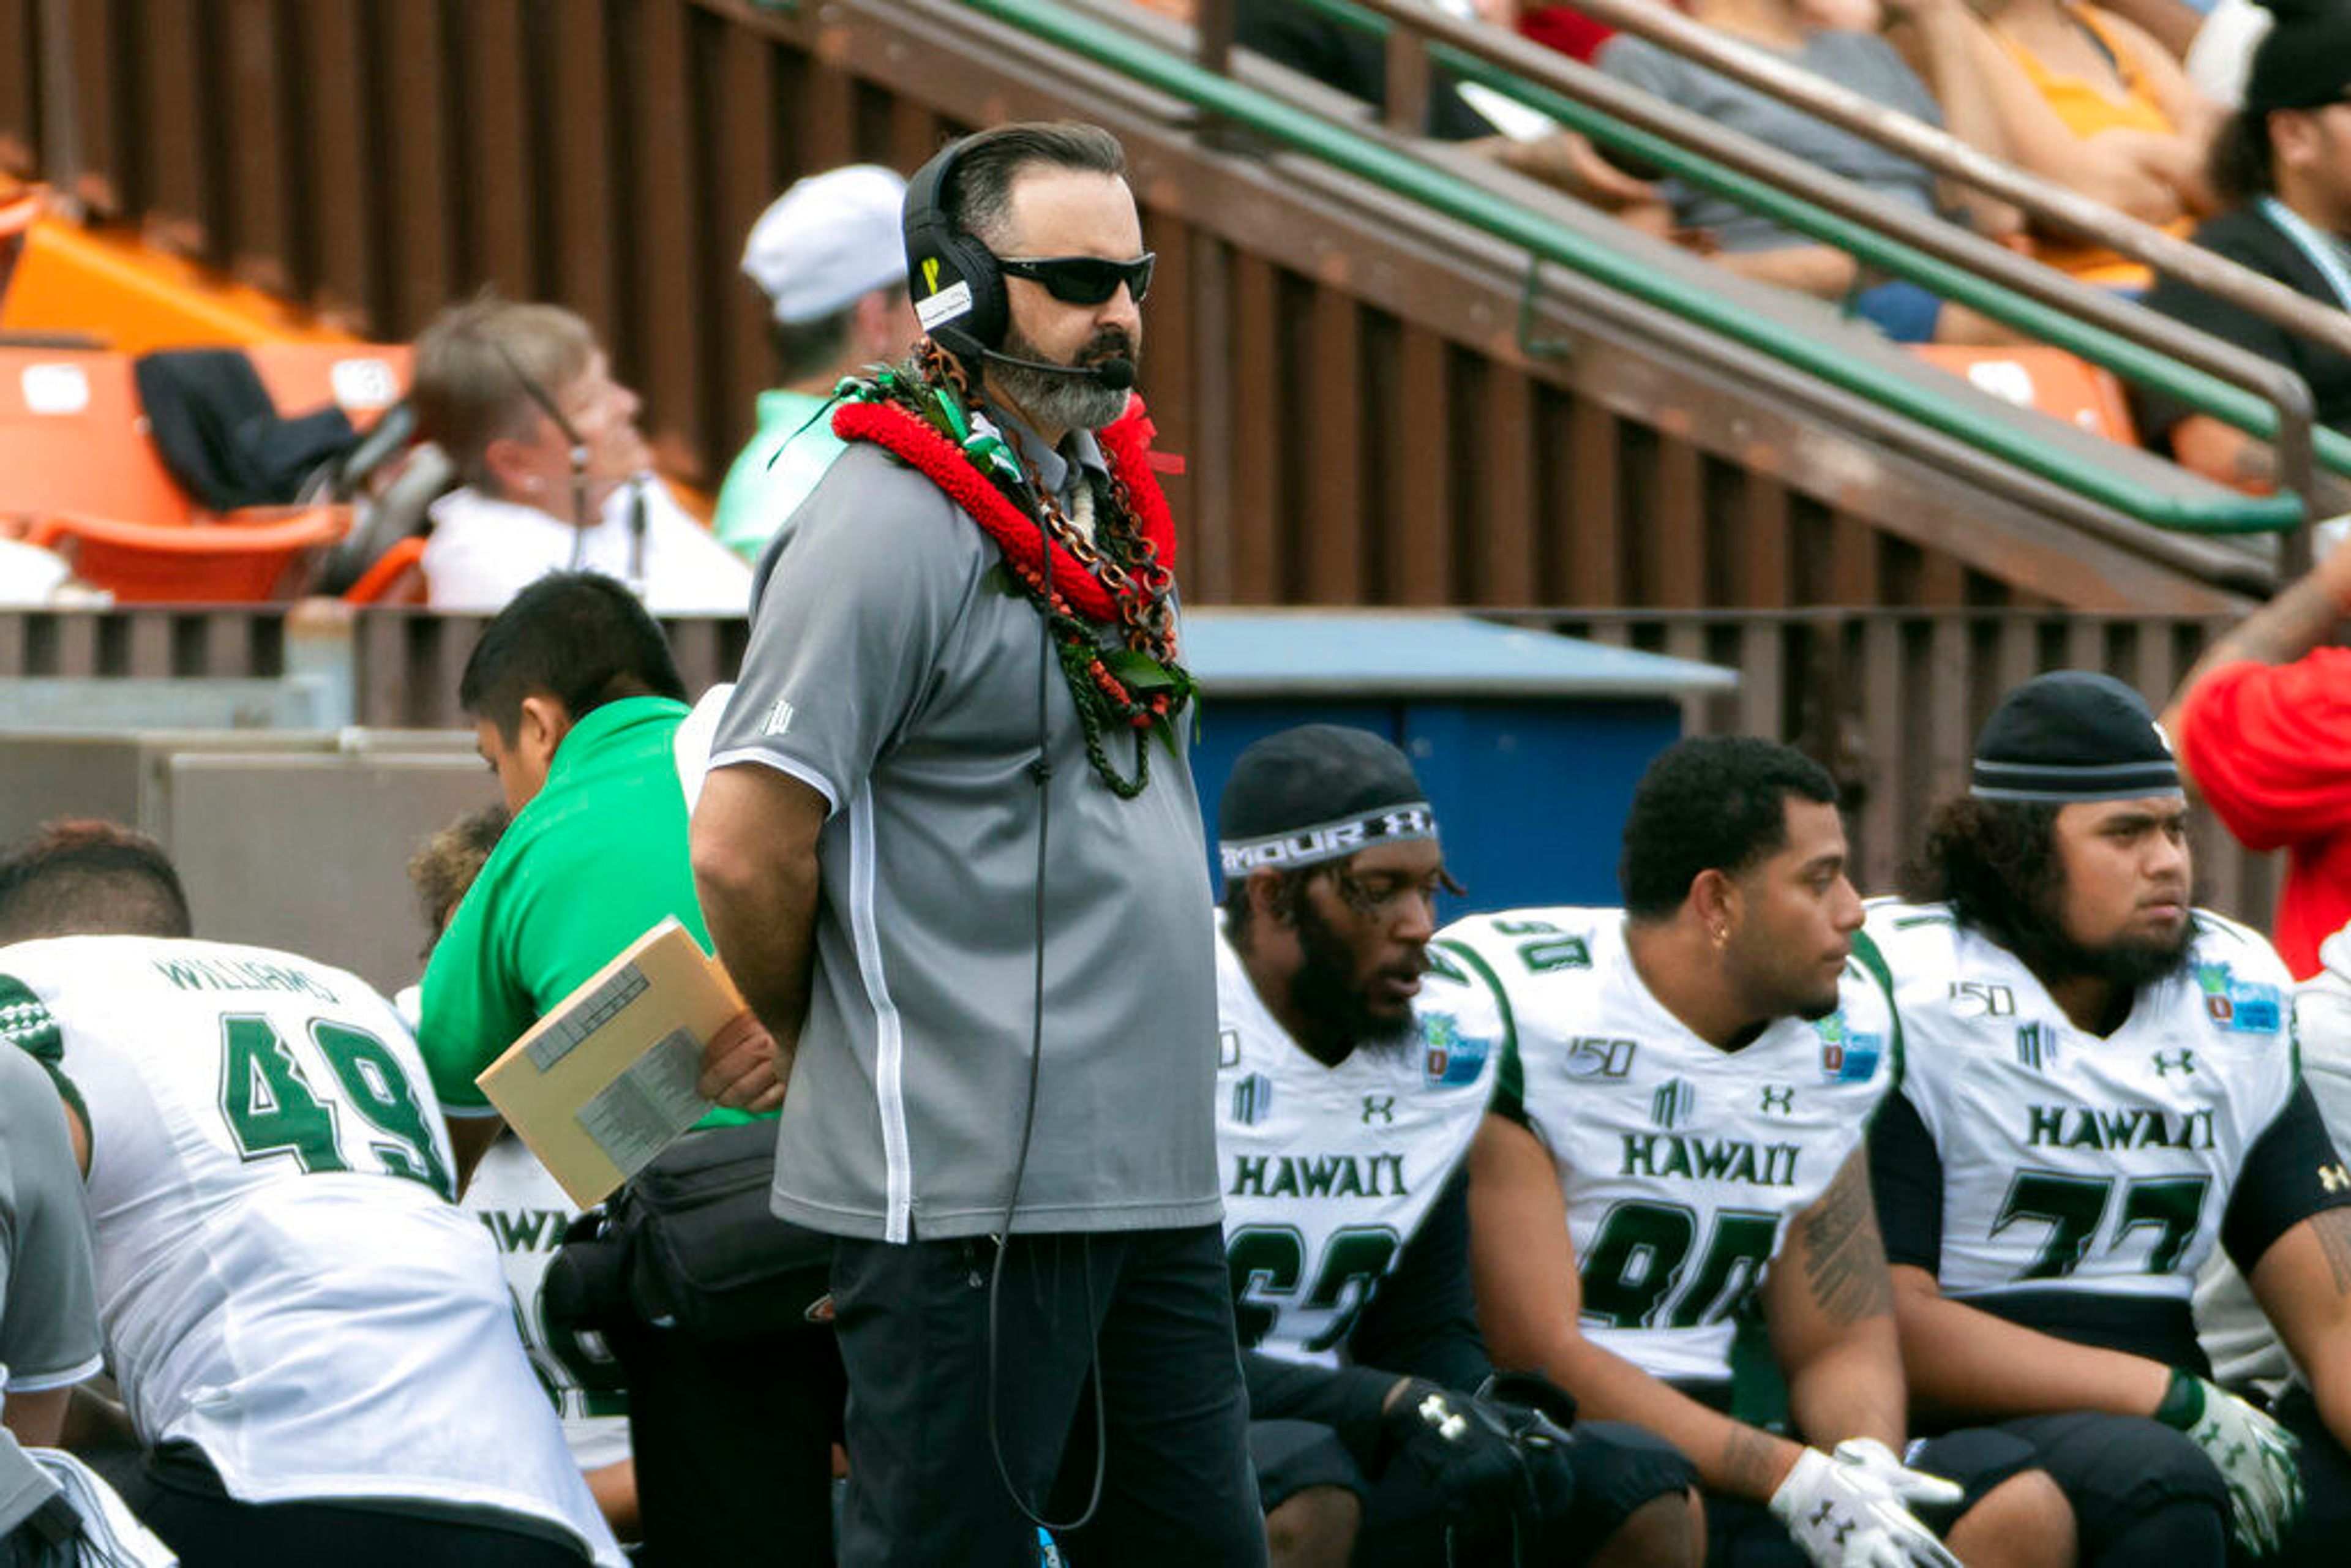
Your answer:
[476,917,742,1206]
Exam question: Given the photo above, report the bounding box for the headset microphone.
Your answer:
[976,346,1135,391]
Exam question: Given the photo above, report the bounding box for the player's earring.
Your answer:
[525,476,544,493]
[1712,924,1728,947]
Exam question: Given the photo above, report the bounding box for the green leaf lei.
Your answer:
[833,352,1196,799]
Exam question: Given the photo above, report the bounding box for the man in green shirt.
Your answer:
[418,571,822,1566]
[418,571,778,1177]
[712,164,922,563]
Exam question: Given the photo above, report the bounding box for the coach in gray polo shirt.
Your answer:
[692,122,1263,1567]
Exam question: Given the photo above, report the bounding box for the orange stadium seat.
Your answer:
[339,534,427,606]
[1911,344,2138,447]
[242,342,412,430]
[26,508,347,602]
[0,347,194,528]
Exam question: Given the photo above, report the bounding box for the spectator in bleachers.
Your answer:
[2131,3,2351,492]
[1594,0,2020,340]
[713,166,923,565]
[410,298,750,615]
[1235,0,1663,207]
[1947,0,2220,288]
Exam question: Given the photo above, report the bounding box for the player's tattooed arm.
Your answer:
[1796,1150,1896,1327]
[1768,1149,1909,1451]
[1719,1421,1798,1500]
[2250,1206,2351,1445]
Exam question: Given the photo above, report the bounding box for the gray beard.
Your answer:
[989,356,1131,434]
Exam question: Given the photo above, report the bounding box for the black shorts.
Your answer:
[130,1444,594,1568]
[1913,1411,2226,1562]
[1251,1417,1693,1567]
[2260,1386,2351,1568]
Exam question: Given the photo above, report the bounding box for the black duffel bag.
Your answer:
[591,1120,838,1343]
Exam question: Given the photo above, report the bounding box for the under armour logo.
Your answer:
[2322,1163,2350,1193]
[1418,1393,1467,1442]
[2154,1049,2197,1077]
[1760,1085,1794,1116]
[1362,1095,1397,1125]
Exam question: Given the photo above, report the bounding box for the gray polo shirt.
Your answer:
[0,1043,103,1402]
[710,413,1223,1244]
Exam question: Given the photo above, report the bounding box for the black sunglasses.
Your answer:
[995,252,1155,306]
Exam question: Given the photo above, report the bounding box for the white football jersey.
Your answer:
[465,1138,632,1471]
[0,936,623,1566]
[1868,902,2298,1305]
[1439,908,1896,1386]
[1215,922,1504,1366]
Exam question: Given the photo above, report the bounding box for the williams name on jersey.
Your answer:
[1439,909,1898,1387]
[0,934,623,1566]
[1215,922,1505,1366]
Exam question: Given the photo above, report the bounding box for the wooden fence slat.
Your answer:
[456,0,536,300]
[220,0,293,294]
[540,1,618,338]
[377,0,454,332]
[1564,401,1622,605]
[139,0,211,259]
[1474,361,1536,606]
[1299,288,1363,604]
[1388,323,1451,606]
[624,0,707,481]
[0,0,34,173]
[1226,249,1281,601]
[298,0,375,326]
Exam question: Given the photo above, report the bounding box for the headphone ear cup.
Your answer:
[902,136,1013,359]
[943,233,1008,351]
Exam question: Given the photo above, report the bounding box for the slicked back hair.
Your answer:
[1619,737,1841,921]
[411,294,598,491]
[457,572,686,740]
[942,121,1127,250]
[0,819,193,942]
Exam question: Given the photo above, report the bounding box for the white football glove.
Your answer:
[2154,1371,2303,1556]
[1768,1439,1963,1568]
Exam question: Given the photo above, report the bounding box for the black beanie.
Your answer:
[2246,0,2351,112]
[1970,672,2181,804]
[1218,725,1435,879]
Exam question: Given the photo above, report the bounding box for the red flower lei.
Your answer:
[830,396,1177,625]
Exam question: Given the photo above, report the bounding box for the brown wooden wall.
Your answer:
[0,0,2259,616]
[0,604,2281,925]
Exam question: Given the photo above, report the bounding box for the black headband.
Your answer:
[1219,803,1439,877]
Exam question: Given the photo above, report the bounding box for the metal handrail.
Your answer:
[1269,0,2339,528]
[958,0,2305,533]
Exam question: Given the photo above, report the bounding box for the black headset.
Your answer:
[901,136,1010,363]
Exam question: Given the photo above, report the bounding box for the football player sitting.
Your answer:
[1215,726,1703,1567]
[1455,737,2074,1568]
